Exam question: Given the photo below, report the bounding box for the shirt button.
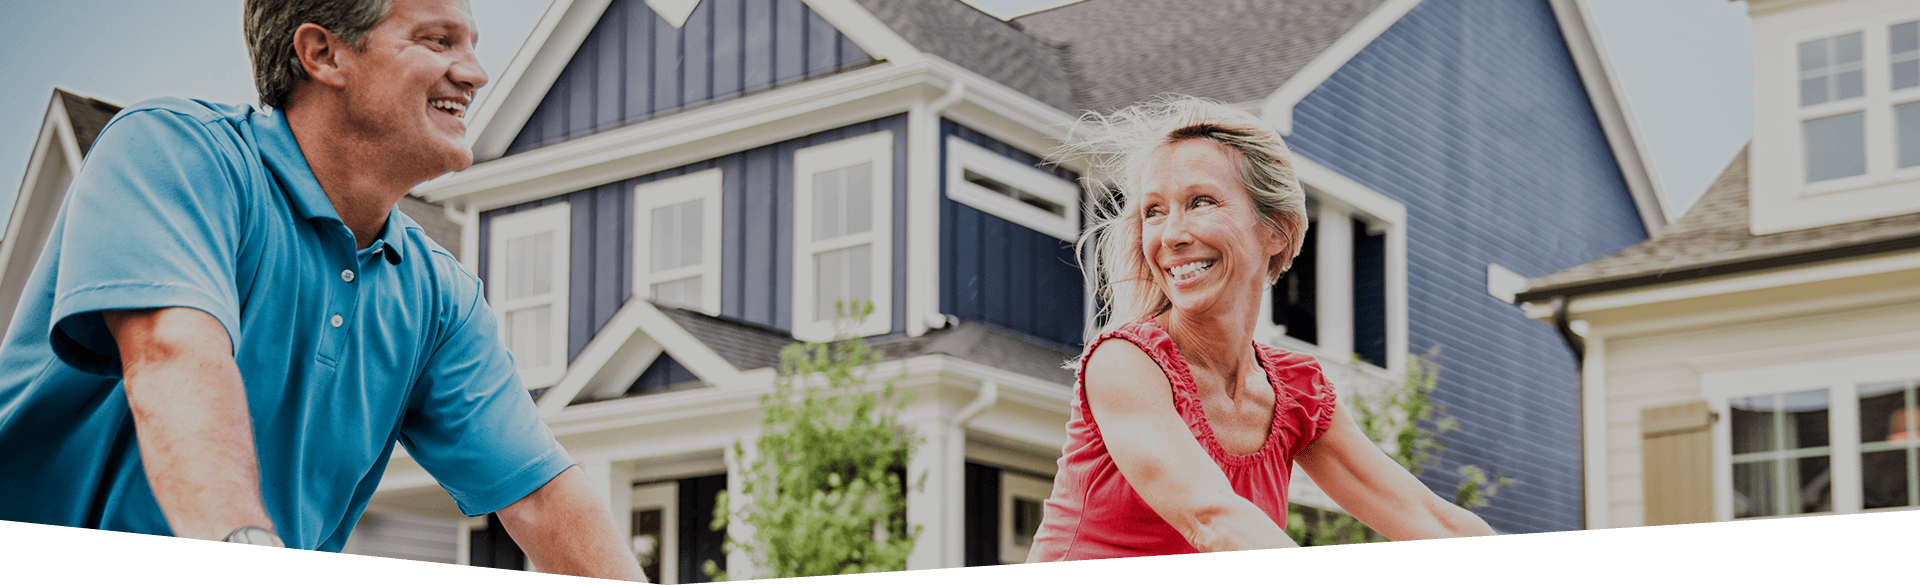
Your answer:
[330,314,343,327]
[341,269,355,282]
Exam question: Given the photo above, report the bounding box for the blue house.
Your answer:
[335,0,1661,576]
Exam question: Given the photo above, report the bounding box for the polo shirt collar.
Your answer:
[252,106,405,265]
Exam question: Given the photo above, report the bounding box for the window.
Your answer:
[1259,180,1401,371]
[489,203,570,389]
[1706,352,1920,521]
[792,132,892,341]
[1892,20,1918,92]
[945,136,1082,241]
[631,482,679,584]
[634,169,722,315]
[998,471,1053,564]
[1799,32,1864,107]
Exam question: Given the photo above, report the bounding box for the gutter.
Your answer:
[1549,295,1588,530]
[944,379,998,565]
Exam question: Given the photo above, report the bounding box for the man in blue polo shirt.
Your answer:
[0,0,642,579]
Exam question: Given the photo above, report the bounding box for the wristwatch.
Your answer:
[222,526,279,546]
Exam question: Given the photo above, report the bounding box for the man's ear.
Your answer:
[292,23,349,89]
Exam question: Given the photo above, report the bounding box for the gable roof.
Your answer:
[57,90,122,157]
[1515,145,1920,302]
[853,0,1077,112]
[660,307,1081,387]
[1012,0,1387,112]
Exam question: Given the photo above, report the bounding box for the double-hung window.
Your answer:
[634,169,723,315]
[488,203,571,389]
[1794,17,1920,187]
[1706,350,1920,521]
[792,132,892,341]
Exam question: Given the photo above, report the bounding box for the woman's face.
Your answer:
[1136,139,1286,318]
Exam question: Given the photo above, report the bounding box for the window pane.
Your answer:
[813,244,871,321]
[1782,389,1829,449]
[1895,21,1919,54]
[1012,497,1044,547]
[1791,456,1831,514]
[651,276,702,310]
[1862,449,1913,510]
[1730,396,1777,455]
[814,168,844,241]
[1835,69,1865,101]
[1805,112,1867,182]
[680,200,703,269]
[1801,77,1829,107]
[506,305,551,368]
[1899,102,1920,169]
[1799,38,1827,72]
[845,162,872,235]
[1897,60,1920,92]
[1859,382,1911,443]
[631,508,664,584]
[505,232,553,300]
[651,204,679,274]
[1834,32,1863,65]
[1733,460,1777,518]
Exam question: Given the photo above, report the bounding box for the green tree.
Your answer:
[707,303,922,579]
[1285,349,1514,546]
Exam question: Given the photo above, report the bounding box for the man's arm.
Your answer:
[106,307,281,545]
[495,467,646,581]
[1295,406,1496,540]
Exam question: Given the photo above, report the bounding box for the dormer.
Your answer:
[1748,0,1920,234]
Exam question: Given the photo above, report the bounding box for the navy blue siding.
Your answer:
[507,0,874,154]
[480,116,909,363]
[1286,0,1647,533]
[627,354,701,395]
[940,121,1084,346]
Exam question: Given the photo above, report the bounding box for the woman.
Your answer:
[1027,97,1494,561]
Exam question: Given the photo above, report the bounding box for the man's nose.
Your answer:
[451,50,487,93]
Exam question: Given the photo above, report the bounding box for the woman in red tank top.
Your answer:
[1027,97,1496,561]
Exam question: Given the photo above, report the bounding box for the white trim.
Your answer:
[630,481,681,584]
[1259,0,1423,135]
[487,203,572,389]
[944,136,1081,241]
[633,169,724,316]
[1314,206,1355,360]
[799,0,926,66]
[644,0,701,28]
[465,0,616,161]
[906,82,967,337]
[535,297,744,417]
[1542,250,1920,318]
[791,131,894,341]
[998,471,1052,564]
[1549,0,1670,232]
[1486,263,1530,304]
[1582,334,1609,529]
[0,93,81,341]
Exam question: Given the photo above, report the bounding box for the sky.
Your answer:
[0,0,1751,227]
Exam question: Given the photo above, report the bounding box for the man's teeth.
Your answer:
[1170,261,1213,278]
[429,100,466,115]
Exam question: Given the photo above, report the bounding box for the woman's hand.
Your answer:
[1083,339,1298,552]
[1295,406,1497,540]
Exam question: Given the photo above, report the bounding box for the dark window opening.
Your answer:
[1352,218,1387,367]
[469,513,525,570]
[1272,209,1318,345]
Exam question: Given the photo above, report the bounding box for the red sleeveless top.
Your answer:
[1027,319,1338,561]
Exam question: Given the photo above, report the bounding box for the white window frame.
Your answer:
[1752,8,1920,234]
[1703,349,1920,522]
[792,131,893,342]
[633,169,724,316]
[488,203,571,389]
[630,482,680,584]
[944,136,1082,241]
[999,471,1053,565]
[1254,156,1409,378]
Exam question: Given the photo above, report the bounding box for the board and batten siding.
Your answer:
[940,120,1084,347]
[1284,0,1647,533]
[507,0,876,155]
[480,116,909,366]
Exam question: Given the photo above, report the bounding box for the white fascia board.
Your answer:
[4,94,72,265]
[1522,250,1920,323]
[535,297,744,417]
[1548,0,1670,236]
[0,96,80,340]
[1259,0,1422,136]
[800,0,925,66]
[465,0,615,162]
[1290,153,1407,226]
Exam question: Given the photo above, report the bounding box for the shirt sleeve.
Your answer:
[48,105,247,378]
[400,275,574,517]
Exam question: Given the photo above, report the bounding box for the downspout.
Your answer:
[931,79,968,117]
[915,81,966,334]
[1550,295,1588,529]
[944,378,997,566]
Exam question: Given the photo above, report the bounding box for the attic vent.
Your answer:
[946,136,1083,241]
[964,170,1066,218]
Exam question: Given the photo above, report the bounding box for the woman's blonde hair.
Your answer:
[1060,95,1309,341]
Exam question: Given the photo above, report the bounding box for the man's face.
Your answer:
[334,0,485,175]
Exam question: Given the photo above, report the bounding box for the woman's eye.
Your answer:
[1192,197,1216,208]
[1143,206,1164,218]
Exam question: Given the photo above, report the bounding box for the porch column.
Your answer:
[906,418,950,570]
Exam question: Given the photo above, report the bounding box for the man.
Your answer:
[0,0,643,579]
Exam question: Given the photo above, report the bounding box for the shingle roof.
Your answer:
[657,306,1080,387]
[853,0,1078,112]
[1012,0,1385,112]
[1516,145,1920,302]
[56,89,122,155]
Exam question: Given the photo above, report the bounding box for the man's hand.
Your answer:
[496,467,647,582]
[108,307,280,545]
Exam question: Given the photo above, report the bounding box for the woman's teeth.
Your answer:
[1170,261,1213,279]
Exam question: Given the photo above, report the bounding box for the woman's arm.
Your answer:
[1083,340,1298,552]
[1295,406,1496,540]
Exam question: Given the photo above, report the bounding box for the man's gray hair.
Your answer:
[1058,95,1310,340]
[244,0,394,108]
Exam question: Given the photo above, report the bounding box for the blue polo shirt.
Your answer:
[0,98,574,551]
